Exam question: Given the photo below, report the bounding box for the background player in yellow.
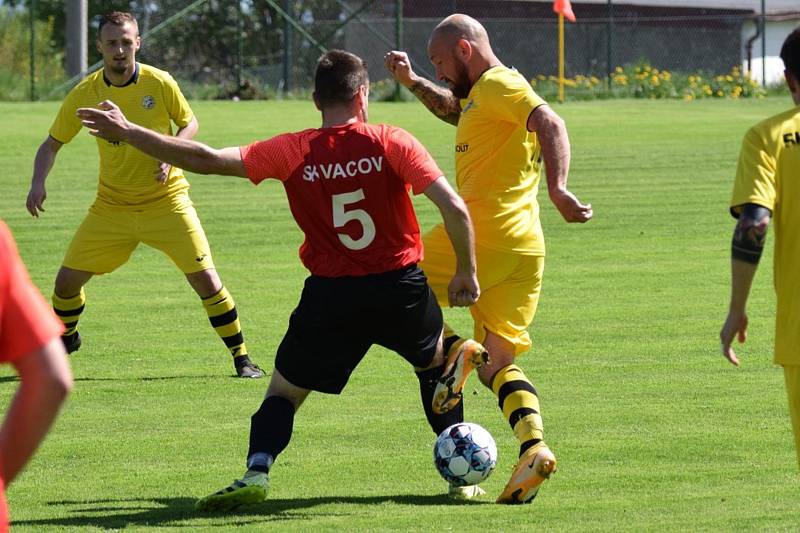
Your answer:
[24,11,263,378]
[720,27,800,466]
[385,14,592,504]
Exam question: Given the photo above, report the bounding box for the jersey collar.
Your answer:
[103,63,140,87]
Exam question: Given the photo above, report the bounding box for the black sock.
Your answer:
[416,366,464,436]
[519,438,542,458]
[248,395,295,470]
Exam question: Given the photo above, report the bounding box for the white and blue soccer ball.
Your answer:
[433,422,497,486]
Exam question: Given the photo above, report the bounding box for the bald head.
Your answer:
[430,14,490,49]
[426,14,500,98]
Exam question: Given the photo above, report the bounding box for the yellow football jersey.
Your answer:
[50,63,194,206]
[455,65,547,255]
[731,105,800,365]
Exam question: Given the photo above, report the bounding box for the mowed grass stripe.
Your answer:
[0,97,796,531]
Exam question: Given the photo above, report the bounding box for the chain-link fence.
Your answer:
[1,0,799,100]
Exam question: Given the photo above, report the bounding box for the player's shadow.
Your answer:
[71,374,239,382]
[13,493,487,529]
[0,375,242,384]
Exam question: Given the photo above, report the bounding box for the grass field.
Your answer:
[0,96,798,531]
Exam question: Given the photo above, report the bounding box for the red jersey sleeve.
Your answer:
[383,126,444,195]
[0,223,64,364]
[240,133,300,184]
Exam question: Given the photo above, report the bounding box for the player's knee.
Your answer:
[186,268,222,298]
[54,267,90,297]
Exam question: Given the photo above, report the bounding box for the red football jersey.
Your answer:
[241,122,443,277]
[0,222,64,364]
[0,221,64,532]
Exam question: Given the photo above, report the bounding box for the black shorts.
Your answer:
[275,265,443,394]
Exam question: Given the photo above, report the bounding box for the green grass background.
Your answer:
[0,97,798,531]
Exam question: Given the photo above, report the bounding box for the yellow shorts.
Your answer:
[783,365,800,468]
[63,197,215,275]
[420,224,544,355]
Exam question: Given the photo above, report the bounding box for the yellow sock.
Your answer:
[52,288,85,336]
[202,286,248,359]
[491,364,544,452]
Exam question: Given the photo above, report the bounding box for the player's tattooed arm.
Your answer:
[384,50,460,126]
[408,78,461,126]
[731,203,771,264]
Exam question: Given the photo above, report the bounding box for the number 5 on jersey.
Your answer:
[332,189,376,251]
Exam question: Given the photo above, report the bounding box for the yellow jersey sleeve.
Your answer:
[161,72,194,128]
[731,125,778,215]
[49,86,84,144]
[478,73,547,126]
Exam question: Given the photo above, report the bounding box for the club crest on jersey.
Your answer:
[141,95,155,109]
[303,156,384,182]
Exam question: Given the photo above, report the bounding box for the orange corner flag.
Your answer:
[553,0,576,22]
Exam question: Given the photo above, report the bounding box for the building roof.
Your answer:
[522,0,800,15]
[517,0,799,15]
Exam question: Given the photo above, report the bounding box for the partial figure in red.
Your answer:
[0,221,73,531]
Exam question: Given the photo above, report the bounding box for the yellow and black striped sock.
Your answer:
[202,286,248,360]
[491,364,544,457]
[52,289,85,336]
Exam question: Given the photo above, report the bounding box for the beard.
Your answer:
[448,60,472,99]
[108,59,130,75]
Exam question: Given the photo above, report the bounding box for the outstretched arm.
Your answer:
[154,116,200,184]
[423,177,479,307]
[384,51,461,126]
[527,105,592,223]
[720,203,771,366]
[77,101,247,178]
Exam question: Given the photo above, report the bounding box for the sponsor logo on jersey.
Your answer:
[783,131,800,147]
[303,156,384,182]
[141,95,155,109]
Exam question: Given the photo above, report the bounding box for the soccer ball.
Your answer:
[433,422,497,486]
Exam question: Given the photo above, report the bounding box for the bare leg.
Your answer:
[54,266,93,298]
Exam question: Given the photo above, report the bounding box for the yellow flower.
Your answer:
[615,66,624,73]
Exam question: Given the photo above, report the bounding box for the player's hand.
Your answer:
[447,272,480,308]
[550,188,593,223]
[76,100,130,142]
[384,51,418,88]
[26,184,47,217]
[155,162,171,184]
[720,309,748,367]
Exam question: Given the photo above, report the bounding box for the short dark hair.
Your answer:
[314,50,369,108]
[98,12,138,40]
[780,26,800,80]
